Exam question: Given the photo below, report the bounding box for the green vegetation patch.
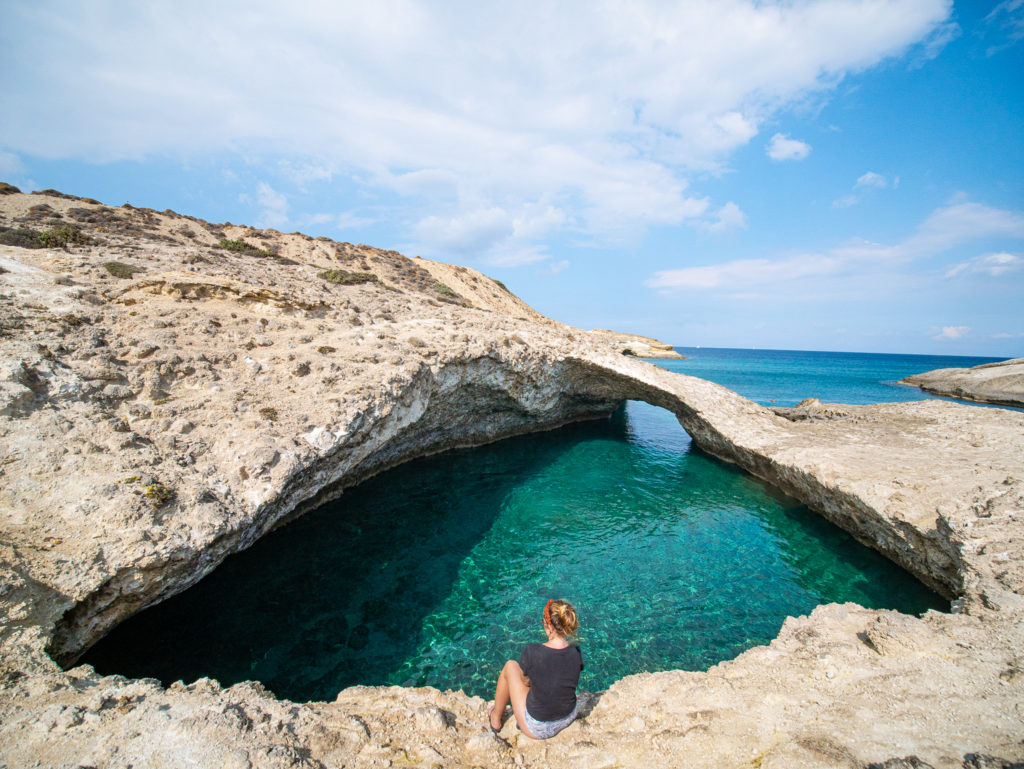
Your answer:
[103,261,143,279]
[218,238,274,257]
[259,406,278,421]
[38,225,93,248]
[144,482,175,509]
[318,269,378,285]
[434,282,456,296]
[0,224,92,250]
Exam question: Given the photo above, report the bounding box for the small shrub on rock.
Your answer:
[0,224,92,249]
[103,261,142,279]
[316,345,336,355]
[39,225,92,248]
[259,406,278,421]
[217,238,274,257]
[0,227,43,248]
[144,482,175,508]
[319,269,377,285]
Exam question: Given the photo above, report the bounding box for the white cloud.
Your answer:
[855,171,889,189]
[335,211,378,230]
[0,0,953,254]
[543,259,570,275]
[648,253,841,291]
[701,201,748,233]
[834,170,893,207]
[910,21,961,66]
[414,207,514,256]
[278,161,335,190]
[985,0,1024,54]
[832,194,859,209]
[485,244,551,268]
[934,325,970,340]
[903,200,1024,256]
[648,198,1024,293]
[0,150,24,177]
[766,133,812,162]
[945,251,1024,278]
[250,182,289,229]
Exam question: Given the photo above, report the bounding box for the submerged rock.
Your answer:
[0,188,1022,768]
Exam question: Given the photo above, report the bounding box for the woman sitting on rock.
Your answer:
[489,599,583,739]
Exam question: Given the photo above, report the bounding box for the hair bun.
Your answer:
[546,599,579,637]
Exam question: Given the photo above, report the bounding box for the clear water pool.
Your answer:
[83,401,944,700]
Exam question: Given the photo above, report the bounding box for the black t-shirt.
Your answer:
[520,642,583,721]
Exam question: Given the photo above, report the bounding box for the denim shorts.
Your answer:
[523,701,579,739]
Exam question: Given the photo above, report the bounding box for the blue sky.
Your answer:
[2,1,1022,356]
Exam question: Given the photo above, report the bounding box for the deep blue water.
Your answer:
[82,348,956,701]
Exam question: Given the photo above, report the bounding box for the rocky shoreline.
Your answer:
[1,188,1022,768]
[901,358,1024,409]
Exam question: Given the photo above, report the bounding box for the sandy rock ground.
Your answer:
[1,188,1022,768]
[902,359,1024,408]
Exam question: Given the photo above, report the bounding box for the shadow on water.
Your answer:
[83,402,945,701]
[82,414,625,701]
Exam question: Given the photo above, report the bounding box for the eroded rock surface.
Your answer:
[1,188,1022,768]
[585,329,686,359]
[902,358,1024,408]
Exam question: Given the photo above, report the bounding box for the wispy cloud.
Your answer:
[934,325,970,341]
[335,211,378,231]
[0,150,23,177]
[238,182,289,228]
[766,133,811,162]
[539,259,570,276]
[700,202,748,233]
[648,199,1024,293]
[855,171,889,189]
[648,254,840,290]
[985,0,1024,55]
[833,171,897,207]
[414,207,514,257]
[946,251,1024,278]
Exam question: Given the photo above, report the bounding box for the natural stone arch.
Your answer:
[46,346,1007,664]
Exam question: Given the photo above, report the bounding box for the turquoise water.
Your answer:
[82,348,952,700]
[667,347,1006,408]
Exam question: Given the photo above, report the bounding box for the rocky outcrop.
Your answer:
[902,358,1024,408]
[587,328,686,358]
[1,188,1023,768]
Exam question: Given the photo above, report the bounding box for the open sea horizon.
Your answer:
[659,346,1009,409]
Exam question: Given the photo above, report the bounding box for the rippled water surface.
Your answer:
[84,400,944,700]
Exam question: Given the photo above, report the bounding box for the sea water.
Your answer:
[666,347,1005,407]
[83,348,983,700]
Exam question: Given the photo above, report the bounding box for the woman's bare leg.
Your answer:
[491,660,538,738]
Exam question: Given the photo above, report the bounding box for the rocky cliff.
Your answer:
[1,187,1022,769]
[902,358,1024,408]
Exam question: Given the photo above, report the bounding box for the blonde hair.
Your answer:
[544,599,579,637]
